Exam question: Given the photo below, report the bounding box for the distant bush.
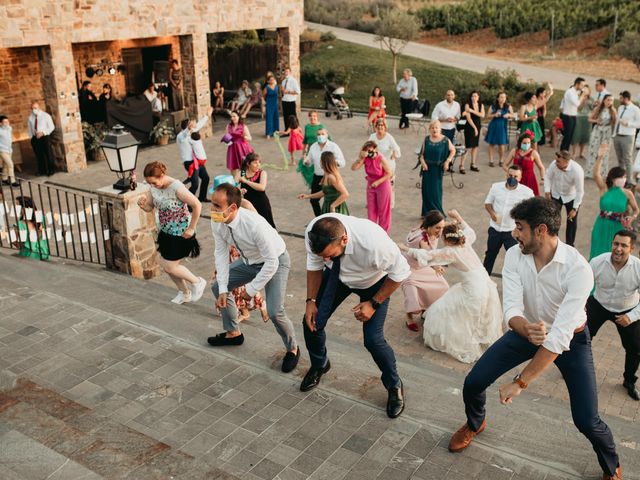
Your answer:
[301,61,352,88]
[320,31,337,42]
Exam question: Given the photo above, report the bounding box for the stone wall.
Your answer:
[1,0,303,173]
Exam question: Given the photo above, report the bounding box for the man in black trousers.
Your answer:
[27,101,56,176]
[588,230,640,401]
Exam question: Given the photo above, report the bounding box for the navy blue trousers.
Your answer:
[303,271,401,390]
[483,227,517,275]
[463,329,619,476]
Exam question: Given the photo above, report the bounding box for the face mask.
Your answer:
[211,206,231,223]
[32,108,39,115]
[367,151,375,158]
[317,135,327,144]
[613,177,626,188]
[506,176,518,187]
[520,143,531,152]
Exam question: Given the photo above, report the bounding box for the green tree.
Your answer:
[612,32,640,70]
[375,10,420,83]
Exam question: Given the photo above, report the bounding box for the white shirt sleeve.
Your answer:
[543,262,594,354]
[245,227,283,298]
[410,78,418,98]
[212,224,231,295]
[544,162,556,194]
[373,238,411,283]
[484,184,497,205]
[573,165,585,209]
[502,247,526,329]
[629,106,640,129]
[332,143,346,168]
[390,135,401,158]
[27,117,34,138]
[431,103,441,121]
[193,115,210,132]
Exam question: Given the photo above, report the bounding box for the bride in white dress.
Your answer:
[400,210,503,363]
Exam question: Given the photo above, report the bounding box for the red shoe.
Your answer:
[405,322,419,332]
[603,465,622,480]
[448,420,486,453]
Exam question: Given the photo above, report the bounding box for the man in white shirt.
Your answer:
[592,78,610,106]
[0,116,18,187]
[396,69,418,129]
[560,77,586,151]
[483,165,534,275]
[208,183,299,373]
[588,230,640,401]
[301,214,410,418]
[449,197,622,480]
[27,101,56,176]
[177,107,213,202]
[431,90,461,143]
[544,150,584,246]
[613,91,640,188]
[281,67,301,131]
[305,128,345,216]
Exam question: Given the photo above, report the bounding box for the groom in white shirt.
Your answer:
[448,197,622,480]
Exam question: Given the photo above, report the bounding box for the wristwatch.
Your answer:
[513,373,528,389]
[305,298,316,304]
[369,298,381,310]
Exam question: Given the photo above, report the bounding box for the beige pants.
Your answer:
[0,151,15,182]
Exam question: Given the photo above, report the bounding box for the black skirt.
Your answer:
[157,230,200,261]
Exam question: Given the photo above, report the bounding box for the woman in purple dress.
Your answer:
[225,111,254,181]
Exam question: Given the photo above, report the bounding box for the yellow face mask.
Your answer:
[210,205,231,223]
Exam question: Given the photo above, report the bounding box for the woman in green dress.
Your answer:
[518,92,543,147]
[13,196,49,260]
[297,150,349,215]
[589,154,638,259]
[420,120,455,216]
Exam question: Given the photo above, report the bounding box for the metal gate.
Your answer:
[0,178,112,265]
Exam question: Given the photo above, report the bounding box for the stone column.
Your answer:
[97,184,160,279]
[277,26,301,113]
[38,39,86,173]
[179,32,212,138]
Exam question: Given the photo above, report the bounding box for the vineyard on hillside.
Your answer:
[416,0,640,40]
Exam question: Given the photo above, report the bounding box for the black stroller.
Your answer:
[324,82,353,120]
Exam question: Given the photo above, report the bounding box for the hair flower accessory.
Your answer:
[524,129,534,139]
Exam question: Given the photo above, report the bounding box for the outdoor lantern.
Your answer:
[100,125,139,191]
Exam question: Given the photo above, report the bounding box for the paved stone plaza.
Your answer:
[1,114,640,479]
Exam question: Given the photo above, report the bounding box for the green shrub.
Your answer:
[301,61,351,89]
[320,31,337,42]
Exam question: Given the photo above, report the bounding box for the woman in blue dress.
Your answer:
[485,92,514,167]
[263,74,280,137]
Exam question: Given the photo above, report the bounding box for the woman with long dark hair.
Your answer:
[460,90,484,173]
[298,150,349,215]
[586,94,616,178]
[502,131,545,195]
[518,92,543,148]
[367,86,386,128]
[225,111,254,181]
[239,152,276,228]
[13,196,49,260]
[484,92,513,167]
[137,161,206,305]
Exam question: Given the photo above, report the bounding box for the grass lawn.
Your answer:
[301,39,563,120]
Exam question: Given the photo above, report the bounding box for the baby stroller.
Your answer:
[324,82,353,120]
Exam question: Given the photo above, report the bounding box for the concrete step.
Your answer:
[2,252,639,479]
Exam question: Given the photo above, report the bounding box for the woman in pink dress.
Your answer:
[225,111,254,180]
[351,140,393,232]
[401,211,450,331]
[502,131,545,195]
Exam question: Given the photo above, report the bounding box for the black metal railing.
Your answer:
[0,178,111,265]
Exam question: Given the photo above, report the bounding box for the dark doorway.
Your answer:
[121,45,171,95]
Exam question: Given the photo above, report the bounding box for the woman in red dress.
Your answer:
[367,86,386,129]
[502,131,545,195]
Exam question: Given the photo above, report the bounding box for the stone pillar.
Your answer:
[97,184,160,280]
[179,32,212,138]
[38,39,86,173]
[277,26,301,112]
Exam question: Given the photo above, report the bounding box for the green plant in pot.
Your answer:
[82,122,108,161]
[150,119,175,145]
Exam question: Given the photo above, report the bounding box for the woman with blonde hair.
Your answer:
[137,161,206,305]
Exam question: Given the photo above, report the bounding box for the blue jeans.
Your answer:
[463,329,619,476]
[211,251,297,351]
[303,272,401,390]
[442,128,456,142]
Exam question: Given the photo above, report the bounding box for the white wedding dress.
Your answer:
[407,224,504,363]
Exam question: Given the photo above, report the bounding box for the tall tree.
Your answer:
[375,10,420,84]
[612,32,640,71]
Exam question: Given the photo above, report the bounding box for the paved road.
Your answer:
[306,21,640,94]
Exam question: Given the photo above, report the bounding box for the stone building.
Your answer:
[0,1,303,173]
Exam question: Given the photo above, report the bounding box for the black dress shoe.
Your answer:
[387,381,405,418]
[207,332,244,346]
[281,347,300,373]
[300,360,331,392]
[623,381,640,401]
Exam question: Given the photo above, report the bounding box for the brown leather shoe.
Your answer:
[448,420,486,453]
[603,465,622,480]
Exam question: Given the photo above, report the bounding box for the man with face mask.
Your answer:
[450,197,623,480]
[544,150,584,247]
[27,101,55,176]
[208,183,300,373]
[305,128,345,216]
[483,165,533,276]
[588,230,640,402]
[301,214,410,418]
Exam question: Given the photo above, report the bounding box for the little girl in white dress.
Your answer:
[401,209,503,363]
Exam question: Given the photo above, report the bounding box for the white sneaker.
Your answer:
[171,290,192,304]
[190,277,207,302]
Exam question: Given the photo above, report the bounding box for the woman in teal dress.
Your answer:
[297,150,349,215]
[518,92,543,146]
[420,120,455,216]
[263,74,280,137]
[589,155,638,259]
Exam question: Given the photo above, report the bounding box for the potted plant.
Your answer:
[149,119,175,145]
[81,121,108,162]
